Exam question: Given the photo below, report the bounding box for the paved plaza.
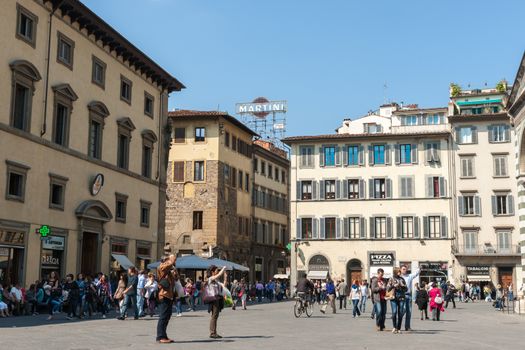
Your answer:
[1,301,523,350]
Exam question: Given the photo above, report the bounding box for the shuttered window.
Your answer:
[300,146,314,167]
[493,155,508,177]
[460,157,475,177]
[399,176,414,198]
[173,161,185,182]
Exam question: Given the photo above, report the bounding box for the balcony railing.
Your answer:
[454,245,520,256]
[391,124,450,134]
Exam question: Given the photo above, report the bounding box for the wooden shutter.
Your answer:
[433,142,440,162]
[474,196,481,216]
[423,216,429,238]
[370,217,375,239]
[408,177,414,198]
[336,218,342,239]
[455,127,461,144]
[491,195,497,215]
[385,144,391,165]
[336,180,341,200]
[335,146,341,166]
[296,219,302,239]
[508,195,515,215]
[343,217,349,239]
[342,146,348,166]
[394,144,400,165]
[360,217,366,239]
[359,179,365,199]
[385,179,392,198]
[411,143,418,164]
[313,218,319,239]
[488,125,494,142]
[440,216,448,238]
[319,218,325,239]
[368,145,374,165]
[386,217,393,238]
[313,181,318,200]
[319,180,325,200]
[425,143,432,163]
[396,217,402,238]
[426,176,433,198]
[296,181,302,200]
[358,145,365,165]
[369,179,374,198]
[504,125,511,142]
[343,179,349,199]
[458,197,464,216]
[414,216,420,238]
[471,127,478,143]
[319,147,324,167]
[439,177,446,197]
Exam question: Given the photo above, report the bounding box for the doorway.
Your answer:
[347,259,363,284]
[0,246,24,285]
[498,267,513,289]
[81,232,98,276]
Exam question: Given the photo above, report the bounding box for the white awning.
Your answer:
[273,274,289,279]
[307,270,328,280]
[112,254,134,270]
[467,275,491,282]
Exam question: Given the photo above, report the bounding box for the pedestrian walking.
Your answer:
[445,281,457,309]
[113,273,127,317]
[371,268,387,331]
[144,272,158,317]
[359,280,369,313]
[118,267,139,320]
[320,278,336,314]
[137,270,146,317]
[388,267,408,334]
[400,264,419,331]
[205,265,227,339]
[428,282,444,321]
[350,280,362,317]
[97,274,112,318]
[415,282,429,320]
[156,254,177,343]
[337,278,348,310]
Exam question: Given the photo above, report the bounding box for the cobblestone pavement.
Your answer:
[1,300,523,350]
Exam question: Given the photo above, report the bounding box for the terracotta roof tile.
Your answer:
[168,110,258,136]
[282,130,450,143]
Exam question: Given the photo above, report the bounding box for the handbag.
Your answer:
[384,289,395,301]
[203,282,220,304]
[434,296,443,304]
[174,280,185,298]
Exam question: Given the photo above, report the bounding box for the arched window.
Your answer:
[9,60,41,132]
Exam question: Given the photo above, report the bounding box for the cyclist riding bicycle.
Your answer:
[295,275,314,298]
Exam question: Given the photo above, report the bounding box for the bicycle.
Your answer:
[294,292,313,318]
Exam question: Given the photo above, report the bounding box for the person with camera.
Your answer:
[156,254,177,344]
[371,268,387,331]
[387,267,408,334]
[205,265,227,339]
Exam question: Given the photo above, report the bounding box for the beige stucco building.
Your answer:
[285,104,454,288]
[0,0,183,287]
[252,140,290,282]
[448,86,521,290]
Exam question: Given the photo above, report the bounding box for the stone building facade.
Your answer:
[0,0,183,287]
[165,110,256,271]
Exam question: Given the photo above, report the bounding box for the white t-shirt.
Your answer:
[350,286,361,300]
[11,287,22,301]
[360,285,368,297]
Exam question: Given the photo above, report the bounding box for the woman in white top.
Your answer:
[350,280,362,317]
[144,273,158,317]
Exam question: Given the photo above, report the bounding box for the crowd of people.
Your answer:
[295,265,521,335]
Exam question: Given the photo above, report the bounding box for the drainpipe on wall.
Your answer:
[157,89,168,260]
[41,1,63,136]
[448,130,459,282]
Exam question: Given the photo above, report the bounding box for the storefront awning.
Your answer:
[307,270,328,280]
[467,275,491,282]
[274,274,289,279]
[112,254,134,270]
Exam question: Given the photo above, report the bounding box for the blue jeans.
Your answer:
[360,296,368,313]
[404,295,412,330]
[374,300,386,329]
[121,294,138,318]
[175,298,182,314]
[352,299,361,316]
[390,299,405,330]
[137,291,145,316]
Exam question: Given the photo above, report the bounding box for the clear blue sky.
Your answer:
[83,0,524,136]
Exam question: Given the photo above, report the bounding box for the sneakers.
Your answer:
[102,315,106,319]
[176,313,182,317]
[392,329,398,334]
